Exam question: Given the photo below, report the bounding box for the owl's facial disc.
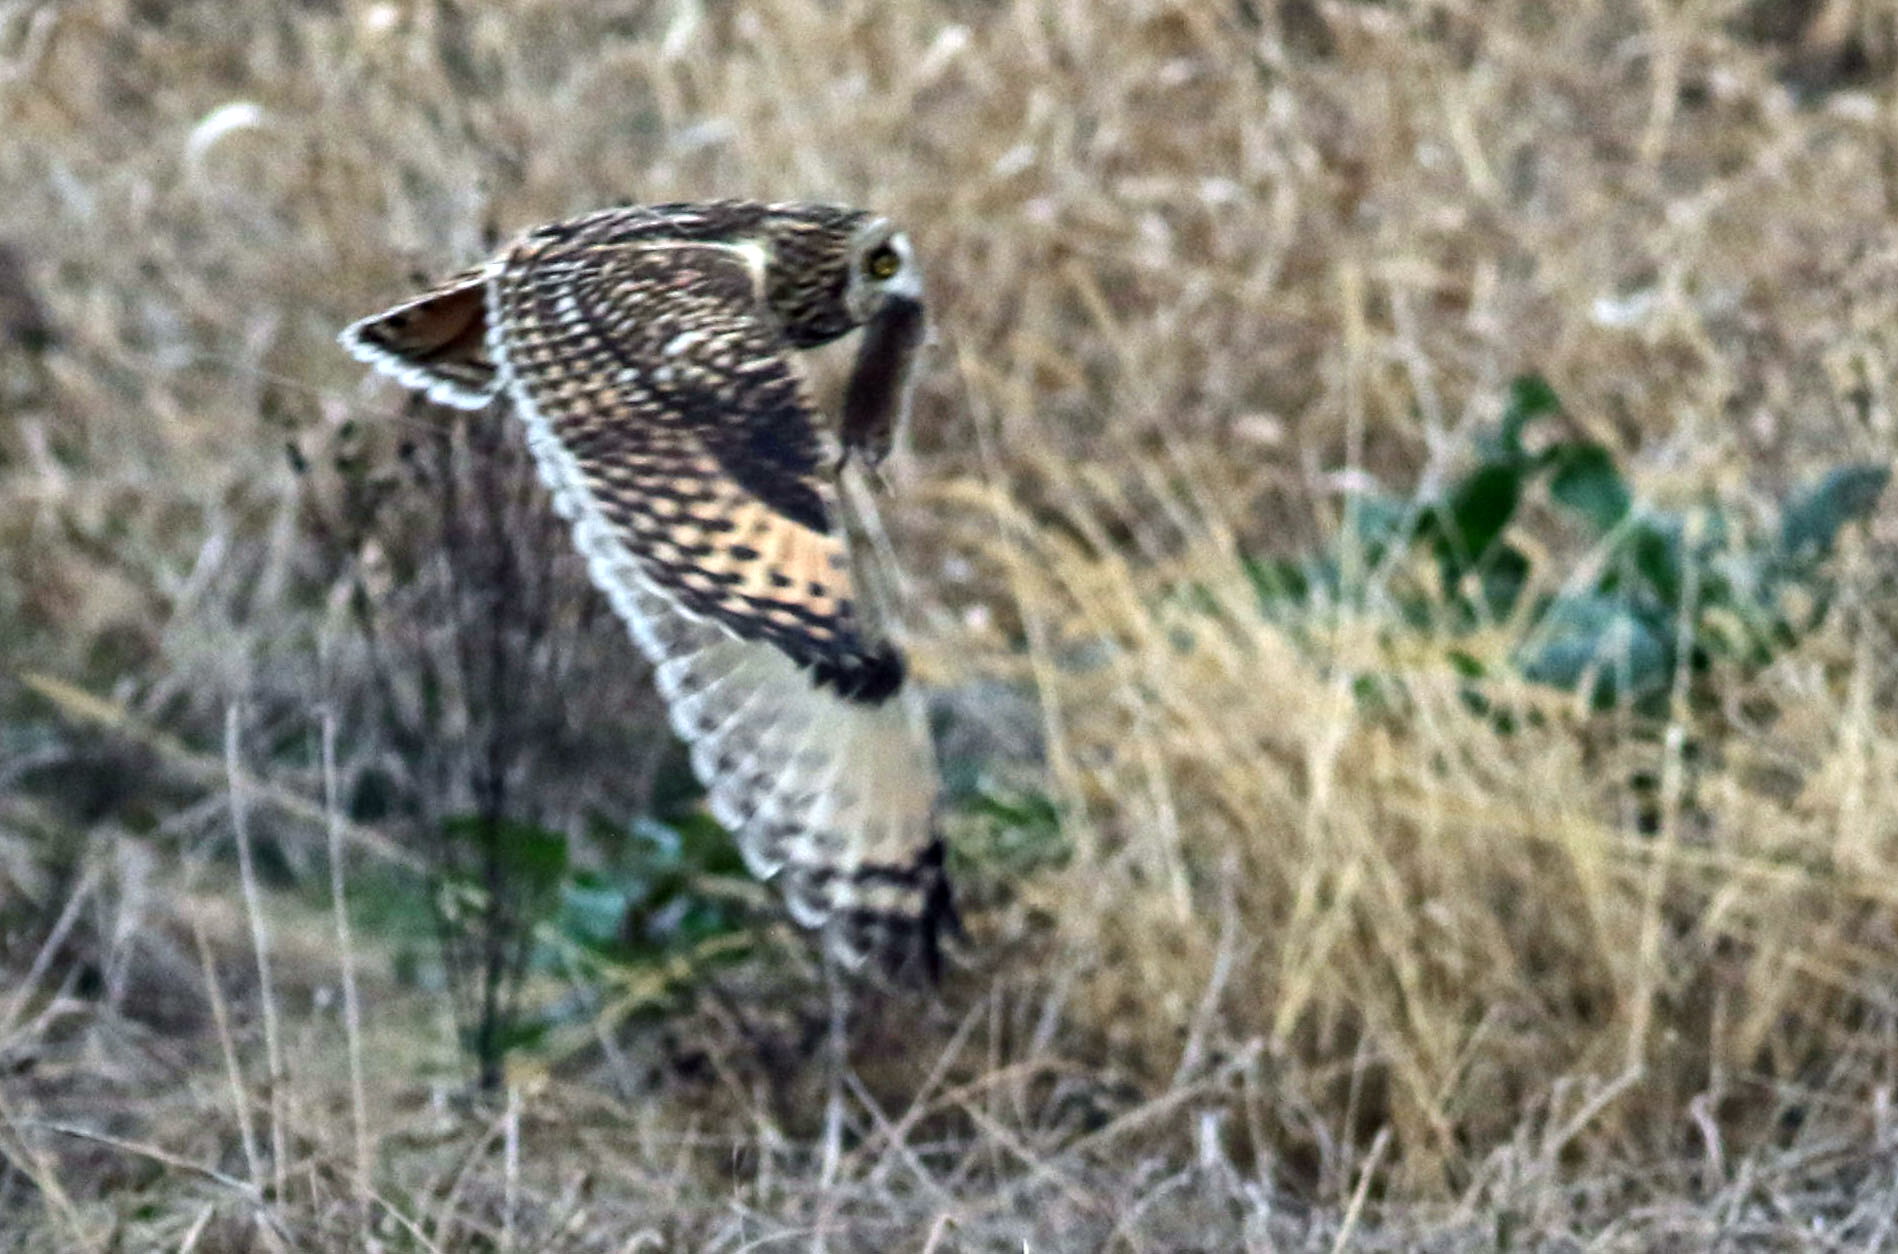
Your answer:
[844,220,923,324]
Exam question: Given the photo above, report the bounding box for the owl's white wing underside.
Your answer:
[506,367,948,968]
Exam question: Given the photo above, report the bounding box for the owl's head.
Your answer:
[840,216,923,325]
[762,205,924,347]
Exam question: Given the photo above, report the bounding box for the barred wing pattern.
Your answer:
[339,205,725,410]
[486,230,952,971]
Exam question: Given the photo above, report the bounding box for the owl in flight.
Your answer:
[339,201,953,976]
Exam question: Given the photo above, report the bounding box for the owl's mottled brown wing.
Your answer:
[492,233,900,699]
[488,233,953,973]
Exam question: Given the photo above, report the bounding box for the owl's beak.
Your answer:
[871,289,925,327]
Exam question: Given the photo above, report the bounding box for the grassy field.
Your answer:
[4,0,1898,1248]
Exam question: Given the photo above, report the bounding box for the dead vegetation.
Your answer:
[4,0,1898,1248]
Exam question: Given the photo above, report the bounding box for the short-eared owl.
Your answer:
[339,201,952,975]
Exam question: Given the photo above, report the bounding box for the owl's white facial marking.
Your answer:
[844,220,923,324]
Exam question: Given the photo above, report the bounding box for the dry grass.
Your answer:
[5,0,1898,1248]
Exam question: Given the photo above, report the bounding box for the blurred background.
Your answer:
[3,0,1898,1248]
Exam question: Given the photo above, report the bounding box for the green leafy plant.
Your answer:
[1247,375,1888,710]
[949,777,1068,883]
[294,407,738,1087]
[554,812,754,967]
[342,801,760,1080]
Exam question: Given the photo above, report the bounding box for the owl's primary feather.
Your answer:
[340,201,953,974]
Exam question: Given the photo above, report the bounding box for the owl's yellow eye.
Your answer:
[864,244,901,280]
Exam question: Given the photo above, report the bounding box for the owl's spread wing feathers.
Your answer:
[483,234,952,972]
[632,580,950,970]
[492,237,900,698]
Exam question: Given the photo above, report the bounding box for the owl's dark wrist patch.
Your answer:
[810,641,905,704]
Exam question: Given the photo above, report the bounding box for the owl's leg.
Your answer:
[852,447,894,495]
[826,429,890,493]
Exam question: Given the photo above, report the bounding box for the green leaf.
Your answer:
[954,782,1069,876]
[1447,650,1488,679]
[646,741,708,819]
[1519,594,1672,703]
[440,815,568,897]
[1343,492,1413,567]
[1476,546,1531,621]
[1245,552,1343,616]
[337,865,436,942]
[627,815,684,864]
[1435,463,1523,578]
[1547,443,1631,535]
[665,811,747,877]
[559,877,635,950]
[347,766,399,824]
[963,784,1061,834]
[461,1018,548,1056]
[1778,463,1890,562]
[1494,374,1563,459]
[511,827,568,889]
[1622,514,1684,608]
